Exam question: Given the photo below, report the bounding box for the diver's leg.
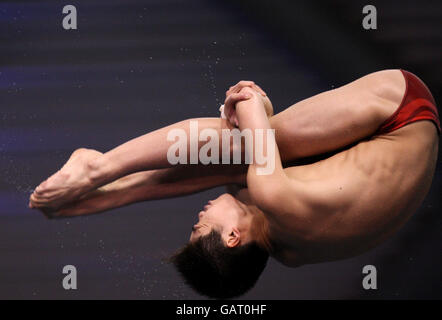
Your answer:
[31,117,239,210]
[37,160,246,218]
[269,69,405,160]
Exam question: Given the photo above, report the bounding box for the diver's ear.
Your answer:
[226,227,241,248]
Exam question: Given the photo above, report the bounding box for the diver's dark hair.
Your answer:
[169,229,269,299]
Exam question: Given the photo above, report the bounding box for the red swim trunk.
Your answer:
[375,69,440,135]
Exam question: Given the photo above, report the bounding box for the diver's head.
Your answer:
[190,193,256,247]
[170,193,270,299]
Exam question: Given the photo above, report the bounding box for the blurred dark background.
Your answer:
[0,0,440,299]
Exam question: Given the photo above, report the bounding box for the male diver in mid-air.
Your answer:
[29,69,439,298]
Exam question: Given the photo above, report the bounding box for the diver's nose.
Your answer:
[199,211,204,218]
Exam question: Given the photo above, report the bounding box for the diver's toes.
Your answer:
[30,194,51,207]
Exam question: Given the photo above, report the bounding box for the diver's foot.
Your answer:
[29,148,103,211]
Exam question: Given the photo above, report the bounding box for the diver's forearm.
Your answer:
[235,89,286,205]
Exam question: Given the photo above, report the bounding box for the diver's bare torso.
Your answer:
[237,97,439,267]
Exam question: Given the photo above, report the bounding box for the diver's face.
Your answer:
[189,193,248,244]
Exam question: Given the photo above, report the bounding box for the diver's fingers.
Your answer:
[226,81,266,97]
